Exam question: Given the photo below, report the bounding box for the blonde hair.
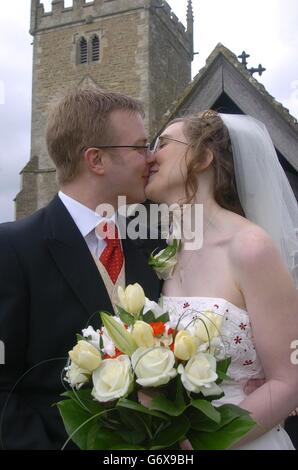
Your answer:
[46,87,144,185]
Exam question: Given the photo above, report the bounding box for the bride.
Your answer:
[145,110,298,450]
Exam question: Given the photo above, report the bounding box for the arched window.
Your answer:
[91,35,100,62]
[79,37,88,64]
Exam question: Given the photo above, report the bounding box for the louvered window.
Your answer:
[79,37,88,64]
[92,35,100,62]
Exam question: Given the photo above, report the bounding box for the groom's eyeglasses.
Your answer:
[81,144,151,156]
[151,136,189,154]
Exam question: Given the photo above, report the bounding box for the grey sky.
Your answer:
[0,0,297,223]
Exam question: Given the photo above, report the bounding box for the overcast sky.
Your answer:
[0,0,298,223]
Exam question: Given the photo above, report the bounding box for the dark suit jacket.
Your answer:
[0,195,163,449]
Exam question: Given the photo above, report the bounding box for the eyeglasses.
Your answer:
[151,136,189,154]
[81,144,151,155]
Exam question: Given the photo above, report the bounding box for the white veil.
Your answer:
[220,113,298,289]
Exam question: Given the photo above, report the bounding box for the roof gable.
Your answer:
[160,43,298,171]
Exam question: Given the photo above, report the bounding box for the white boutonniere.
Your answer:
[148,238,181,280]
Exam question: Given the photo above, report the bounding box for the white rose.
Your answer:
[178,352,222,397]
[69,340,102,372]
[198,336,227,361]
[92,355,133,403]
[66,362,90,389]
[131,347,177,387]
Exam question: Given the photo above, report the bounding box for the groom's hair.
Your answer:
[46,87,144,185]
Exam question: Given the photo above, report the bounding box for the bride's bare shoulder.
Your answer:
[227,218,280,271]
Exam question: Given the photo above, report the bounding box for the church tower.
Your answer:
[16,0,194,219]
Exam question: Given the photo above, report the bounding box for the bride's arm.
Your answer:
[229,226,298,445]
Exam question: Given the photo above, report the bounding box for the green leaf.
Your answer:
[116,398,168,420]
[117,408,147,443]
[186,407,218,432]
[217,370,231,382]
[76,334,85,342]
[174,376,187,411]
[217,357,231,374]
[216,358,232,383]
[150,415,190,450]
[60,389,105,415]
[116,305,136,326]
[188,405,256,450]
[118,429,147,445]
[86,422,103,449]
[148,240,180,268]
[150,379,186,417]
[150,395,184,417]
[142,311,169,325]
[142,310,156,324]
[99,333,104,351]
[57,398,102,449]
[155,312,170,323]
[86,425,146,450]
[190,399,221,423]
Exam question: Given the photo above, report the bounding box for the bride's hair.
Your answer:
[172,110,244,216]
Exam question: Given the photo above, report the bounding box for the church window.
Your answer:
[79,37,88,64]
[91,35,100,62]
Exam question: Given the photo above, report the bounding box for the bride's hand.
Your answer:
[179,439,194,450]
[243,378,265,395]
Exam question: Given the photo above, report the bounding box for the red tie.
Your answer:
[97,222,124,284]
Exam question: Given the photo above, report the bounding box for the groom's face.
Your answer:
[103,110,151,204]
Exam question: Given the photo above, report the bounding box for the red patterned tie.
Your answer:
[97,221,124,284]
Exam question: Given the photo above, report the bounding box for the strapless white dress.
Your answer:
[161,296,295,450]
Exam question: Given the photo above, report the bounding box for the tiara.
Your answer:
[202,110,218,119]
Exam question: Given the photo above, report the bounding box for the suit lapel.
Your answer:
[44,195,114,318]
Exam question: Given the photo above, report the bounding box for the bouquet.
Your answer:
[57,283,255,450]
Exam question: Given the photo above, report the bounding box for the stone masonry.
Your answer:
[15,0,193,219]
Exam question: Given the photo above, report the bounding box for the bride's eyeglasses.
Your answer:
[151,136,189,154]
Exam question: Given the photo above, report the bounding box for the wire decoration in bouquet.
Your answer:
[58,283,255,450]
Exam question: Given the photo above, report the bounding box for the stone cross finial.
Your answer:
[249,64,266,76]
[238,51,250,67]
[238,51,266,77]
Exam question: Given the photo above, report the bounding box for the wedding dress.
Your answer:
[162,295,295,450]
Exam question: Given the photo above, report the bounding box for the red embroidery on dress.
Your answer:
[183,302,190,309]
[214,304,219,309]
[243,360,253,366]
[234,336,242,344]
[239,323,247,330]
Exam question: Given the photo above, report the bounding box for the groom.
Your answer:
[0,87,162,449]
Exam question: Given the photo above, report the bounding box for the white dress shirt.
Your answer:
[58,191,116,258]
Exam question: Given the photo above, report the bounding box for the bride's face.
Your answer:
[145,122,190,203]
